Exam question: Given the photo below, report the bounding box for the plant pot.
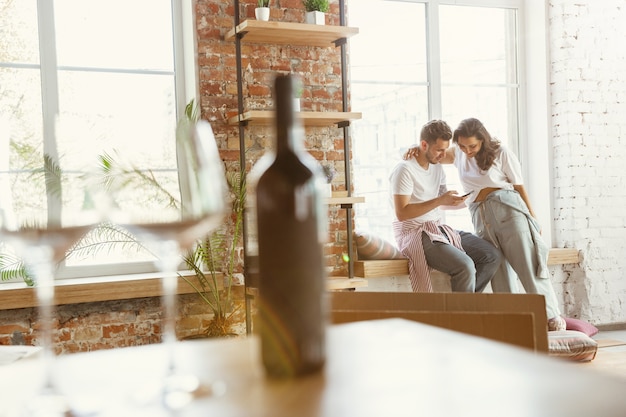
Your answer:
[305,11,325,25]
[255,7,270,21]
[293,98,301,112]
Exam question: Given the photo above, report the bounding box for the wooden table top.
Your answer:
[2,318,626,417]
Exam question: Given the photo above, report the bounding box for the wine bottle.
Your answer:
[256,74,327,378]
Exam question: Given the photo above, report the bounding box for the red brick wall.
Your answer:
[0,0,350,354]
[0,290,246,354]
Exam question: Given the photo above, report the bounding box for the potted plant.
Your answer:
[303,0,328,25]
[177,99,245,338]
[176,99,246,337]
[255,0,270,21]
[180,168,246,338]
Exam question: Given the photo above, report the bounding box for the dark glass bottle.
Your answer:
[256,74,327,378]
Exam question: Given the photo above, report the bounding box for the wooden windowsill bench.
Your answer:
[354,248,580,278]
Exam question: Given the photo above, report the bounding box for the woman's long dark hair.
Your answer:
[453,118,500,171]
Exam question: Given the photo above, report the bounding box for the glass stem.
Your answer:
[30,245,57,392]
[154,239,181,375]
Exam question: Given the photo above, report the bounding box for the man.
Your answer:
[390,119,500,292]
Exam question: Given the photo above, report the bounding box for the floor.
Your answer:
[594,329,626,352]
[578,329,626,380]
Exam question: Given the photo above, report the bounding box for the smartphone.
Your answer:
[460,190,474,198]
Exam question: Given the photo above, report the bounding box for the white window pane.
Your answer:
[56,71,177,171]
[1,1,184,280]
[350,0,427,84]
[0,0,40,64]
[0,0,45,280]
[0,68,44,164]
[54,0,174,71]
[440,6,517,86]
[4,172,46,218]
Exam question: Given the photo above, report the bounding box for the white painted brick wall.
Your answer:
[549,0,626,325]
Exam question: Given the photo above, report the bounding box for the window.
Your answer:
[349,0,524,243]
[0,0,197,280]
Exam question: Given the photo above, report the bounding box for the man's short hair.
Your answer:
[420,120,452,144]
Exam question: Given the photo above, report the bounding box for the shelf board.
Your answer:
[225,20,358,47]
[326,277,368,291]
[247,277,368,293]
[227,110,362,126]
[323,196,365,205]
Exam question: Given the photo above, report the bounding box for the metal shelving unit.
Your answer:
[229,0,364,333]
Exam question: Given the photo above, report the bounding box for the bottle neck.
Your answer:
[275,75,300,155]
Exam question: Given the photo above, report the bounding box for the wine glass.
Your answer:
[0,156,102,416]
[105,119,227,410]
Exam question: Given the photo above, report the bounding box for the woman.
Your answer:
[450,117,565,331]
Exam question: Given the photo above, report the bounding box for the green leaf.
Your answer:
[0,252,34,286]
[42,154,63,198]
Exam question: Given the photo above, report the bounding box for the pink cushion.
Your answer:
[354,231,406,260]
[564,317,599,337]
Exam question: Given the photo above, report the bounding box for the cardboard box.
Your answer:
[330,292,548,352]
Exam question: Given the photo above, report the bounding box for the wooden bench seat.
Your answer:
[354,248,580,278]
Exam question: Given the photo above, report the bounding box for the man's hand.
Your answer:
[439,191,469,207]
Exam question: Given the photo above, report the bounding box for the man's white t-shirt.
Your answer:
[389,158,445,223]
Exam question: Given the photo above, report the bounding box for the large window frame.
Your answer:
[349,0,553,245]
[0,0,199,282]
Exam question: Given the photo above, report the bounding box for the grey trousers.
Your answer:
[421,229,501,293]
[469,190,562,319]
